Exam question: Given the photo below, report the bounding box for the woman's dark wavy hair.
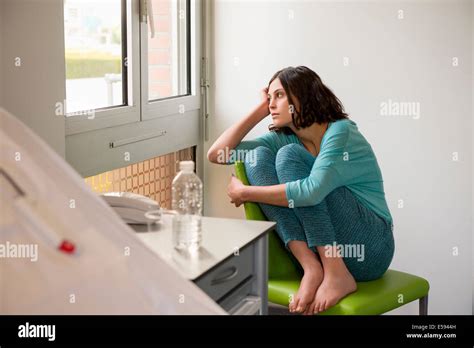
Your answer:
[267,66,349,134]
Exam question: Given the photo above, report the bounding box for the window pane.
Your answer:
[148,0,188,101]
[64,0,126,114]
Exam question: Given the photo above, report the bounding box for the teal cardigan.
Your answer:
[230,119,393,225]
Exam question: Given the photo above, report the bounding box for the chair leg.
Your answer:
[419,295,428,315]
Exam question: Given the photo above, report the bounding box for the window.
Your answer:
[140,0,199,120]
[147,0,189,101]
[64,0,127,113]
[63,0,201,134]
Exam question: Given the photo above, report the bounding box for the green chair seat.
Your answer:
[234,161,430,315]
[269,270,429,315]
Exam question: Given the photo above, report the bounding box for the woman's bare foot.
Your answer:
[311,268,357,314]
[288,260,323,314]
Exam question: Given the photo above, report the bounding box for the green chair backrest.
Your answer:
[235,161,302,280]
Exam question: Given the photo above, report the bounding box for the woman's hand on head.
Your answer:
[260,87,269,104]
[257,87,270,119]
[227,174,246,207]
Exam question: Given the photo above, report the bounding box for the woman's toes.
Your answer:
[295,302,307,313]
[313,291,327,313]
[296,297,312,313]
[297,270,324,313]
[314,271,358,312]
[324,300,332,312]
[312,299,320,314]
[289,298,302,313]
[289,298,298,313]
[314,290,327,313]
[304,302,315,315]
[321,300,328,312]
[308,302,316,315]
[316,300,323,313]
[311,295,321,314]
[301,304,308,315]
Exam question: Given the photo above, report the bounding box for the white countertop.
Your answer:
[131,215,275,280]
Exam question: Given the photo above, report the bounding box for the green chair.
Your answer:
[234,161,430,315]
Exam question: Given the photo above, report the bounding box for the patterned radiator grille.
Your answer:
[84,147,195,209]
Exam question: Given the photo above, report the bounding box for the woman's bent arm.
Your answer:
[243,183,289,207]
[207,97,269,164]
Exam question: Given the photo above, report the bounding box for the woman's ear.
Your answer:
[288,93,301,114]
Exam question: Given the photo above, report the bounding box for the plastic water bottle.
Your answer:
[171,161,203,251]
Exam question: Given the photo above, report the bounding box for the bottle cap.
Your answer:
[179,161,195,172]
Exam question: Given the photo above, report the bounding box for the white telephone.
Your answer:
[100,192,160,224]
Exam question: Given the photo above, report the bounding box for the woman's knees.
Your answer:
[275,143,302,161]
[275,144,312,183]
[243,146,273,169]
[243,143,313,184]
[243,146,275,184]
[244,143,308,169]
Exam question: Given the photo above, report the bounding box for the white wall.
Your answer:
[204,0,472,314]
[0,0,66,157]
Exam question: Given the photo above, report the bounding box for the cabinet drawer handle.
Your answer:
[210,266,238,285]
[109,130,167,148]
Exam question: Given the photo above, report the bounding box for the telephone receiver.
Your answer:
[100,192,161,225]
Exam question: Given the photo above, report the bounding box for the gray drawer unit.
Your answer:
[194,244,254,302]
[218,276,255,312]
[134,217,272,315]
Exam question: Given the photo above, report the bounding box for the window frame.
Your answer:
[64,0,201,135]
[140,0,200,121]
[65,0,141,136]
